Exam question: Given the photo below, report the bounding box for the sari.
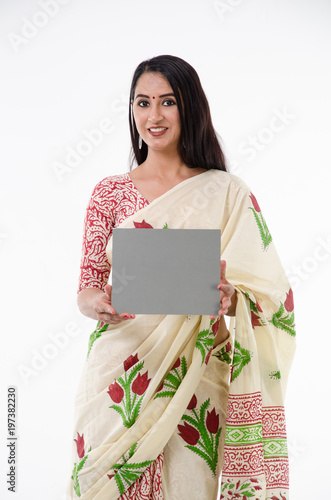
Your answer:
[67,169,296,500]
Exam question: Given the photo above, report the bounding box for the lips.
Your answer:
[148,127,168,136]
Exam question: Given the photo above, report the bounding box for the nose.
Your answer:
[148,103,163,123]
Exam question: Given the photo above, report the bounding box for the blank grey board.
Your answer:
[111,228,221,315]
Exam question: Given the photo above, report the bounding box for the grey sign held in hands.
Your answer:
[111,228,221,315]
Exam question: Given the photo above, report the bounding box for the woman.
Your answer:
[67,55,295,500]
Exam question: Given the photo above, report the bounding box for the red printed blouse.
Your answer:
[78,173,149,294]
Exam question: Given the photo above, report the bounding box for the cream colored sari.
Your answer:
[67,169,295,500]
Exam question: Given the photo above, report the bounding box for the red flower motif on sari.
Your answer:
[205,348,213,365]
[211,318,220,336]
[107,381,124,403]
[74,432,85,459]
[206,408,219,434]
[132,372,151,395]
[172,358,181,369]
[225,341,232,352]
[284,288,294,312]
[256,300,263,312]
[249,193,261,212]
[124,354,139,372]
[251,310,262,328]
[133,219,153,229]
[178,422,200,446]
[187,394,197,410]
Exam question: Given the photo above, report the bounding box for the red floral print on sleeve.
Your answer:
[78,178,116,293]
[77,174,149,294]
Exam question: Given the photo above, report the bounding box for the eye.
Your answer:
[137,100,149,107]
[163,99,176,106]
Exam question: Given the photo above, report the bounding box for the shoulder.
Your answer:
[92,172,130,191]
[209,169,251,195]
[89,172,130,198]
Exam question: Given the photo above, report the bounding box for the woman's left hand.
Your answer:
[210,260,236,318]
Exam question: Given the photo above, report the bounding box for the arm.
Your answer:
[77,178,135,325]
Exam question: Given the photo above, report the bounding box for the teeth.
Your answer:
[149,127,167,132]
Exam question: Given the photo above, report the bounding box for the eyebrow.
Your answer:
[135,93,175,100]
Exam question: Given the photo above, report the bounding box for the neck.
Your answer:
[142,148,188,180]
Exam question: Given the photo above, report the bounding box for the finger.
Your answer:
[104,284,112,299]
[217,284,234,297]
[98,313,132,324]
[220,260,227,282]
[219,295,231,315]
[96,303,117,315]
[118,313,135,320]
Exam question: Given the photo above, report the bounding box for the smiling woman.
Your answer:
[66,55,295,500]
[131,73,181,154]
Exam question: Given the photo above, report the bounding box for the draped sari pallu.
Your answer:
[67,170,296,500]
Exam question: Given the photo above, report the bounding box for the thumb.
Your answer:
[220,260,227,282]
[104,284,112,299]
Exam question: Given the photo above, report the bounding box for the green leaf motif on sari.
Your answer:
[212,341,232,365]
[269,369,281,380]
[249,192,272,250]
[71,455,88,497]
[154,356,187,399]
[87,321,109,358]
[195,319,218,365]
[269,302,296,337]
[231,340,252,382]
[178,398,222,476]
[108,443,153,496]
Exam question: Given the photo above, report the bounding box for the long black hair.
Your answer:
[128,54,228,172]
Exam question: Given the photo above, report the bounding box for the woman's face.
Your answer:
[132,72,181,153]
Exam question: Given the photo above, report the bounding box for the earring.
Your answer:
[138,135,142,149]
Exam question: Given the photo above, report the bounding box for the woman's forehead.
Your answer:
[134,72,173,97]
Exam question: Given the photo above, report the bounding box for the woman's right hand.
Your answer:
[77,285,135,324]
[94,284,135,324]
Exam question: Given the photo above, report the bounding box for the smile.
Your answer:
[148,127,168,136]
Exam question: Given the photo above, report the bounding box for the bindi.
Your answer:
[152,96,155,99]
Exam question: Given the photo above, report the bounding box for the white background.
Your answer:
[0,1,330,499]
